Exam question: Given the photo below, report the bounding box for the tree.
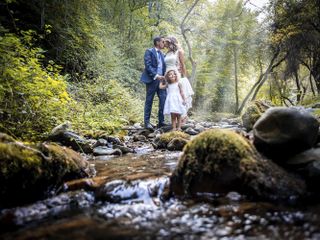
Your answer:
[271,0,320,95]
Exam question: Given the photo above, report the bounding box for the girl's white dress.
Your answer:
[165,51,194,113]
[163,82,186,116]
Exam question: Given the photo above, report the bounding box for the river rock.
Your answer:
[167,138,189,151]
[133,135,147,142]
[113,144,134,154]
[181,123,195,130]
[185,127,198,135]
[154,131,190,149]
[48,129,93,154]
[0,136,88,208]
[92,138,108,148]
[194,123,205,133]
[100,136,123,146]
[135,129,153,137]
[170,129,306,202]
[242,100,271,131]
[253,107,319,161]
[285,148,320,190]
[93,146,122,156]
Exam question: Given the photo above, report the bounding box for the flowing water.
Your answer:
[1,135,320,239]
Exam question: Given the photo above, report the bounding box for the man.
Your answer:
[140,36,167,130]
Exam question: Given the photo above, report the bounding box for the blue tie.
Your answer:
[157,51,163,75]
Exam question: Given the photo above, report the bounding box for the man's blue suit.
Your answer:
[140,48,166,127]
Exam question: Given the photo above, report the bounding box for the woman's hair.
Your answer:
[166,37,178,53]
[165,69,178,84]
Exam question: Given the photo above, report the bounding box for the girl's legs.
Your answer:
[176,114,182,130]
[171,113,177,131]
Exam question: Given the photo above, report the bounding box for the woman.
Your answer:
[164,37,194,123]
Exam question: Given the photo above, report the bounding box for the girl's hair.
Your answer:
[165,70,178,84]
[166,38,178,53]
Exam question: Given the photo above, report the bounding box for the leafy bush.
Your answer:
[0,29,70,139]
[68,78,143,135]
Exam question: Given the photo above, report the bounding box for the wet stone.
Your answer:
[194,124,205,132]
[226,192,242,201]
[92,138,108,148]
[133,135,147,142]
[184,127,198,135]
[93,146,122,156]
[113,144,134,154]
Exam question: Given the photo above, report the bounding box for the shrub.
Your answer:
[0,29,70,140]
[68,78,143,135]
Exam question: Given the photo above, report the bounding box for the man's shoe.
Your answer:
[145,123,154,130]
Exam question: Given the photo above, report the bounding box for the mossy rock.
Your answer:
[40,143,88,181]
[170,129,306,202]
[0,139,88,207]
[167,137,189,151]
[241,100,272,131]
[48,130,93,153]
[154,131,190,149]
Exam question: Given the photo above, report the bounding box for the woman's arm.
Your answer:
[178,49,187,77]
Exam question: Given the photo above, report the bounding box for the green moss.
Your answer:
[159,131,190,145]
[0,142,43,197]
[311,109,320,119]
[40,143,87,180]
[0,140,88,207]
[171,129,258,195]
[241,100,271,130]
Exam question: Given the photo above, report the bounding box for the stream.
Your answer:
[1,122,320,239]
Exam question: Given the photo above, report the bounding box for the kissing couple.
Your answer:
[140,36,194,131]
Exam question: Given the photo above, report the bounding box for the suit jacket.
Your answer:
[140,48,166,84]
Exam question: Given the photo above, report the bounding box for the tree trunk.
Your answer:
[311,65,320,94]
[180,0,200,86]
[40,1,45,29]
[309,71,316,96]
[233,45,239,113]
[294,72,301,103]
[236,48,282,114]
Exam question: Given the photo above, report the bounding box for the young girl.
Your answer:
[165,36,194,124]
[163,69,187,131]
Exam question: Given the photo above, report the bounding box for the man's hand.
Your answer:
[156,75,165,81]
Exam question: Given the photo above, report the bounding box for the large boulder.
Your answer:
[253,107,319,161]
[0,134,88,207]
[241,100,271,131]
[170,129,306,202]
[285,148,320,190]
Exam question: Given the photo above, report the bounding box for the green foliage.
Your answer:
[0,29,70,140]
[193,0,266,113]
[270,0,320,97]
[68,78,143,135]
